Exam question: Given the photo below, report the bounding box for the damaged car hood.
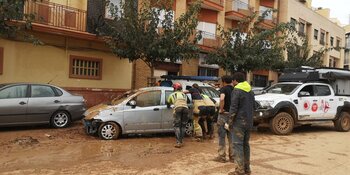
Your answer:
[84,104,118,120]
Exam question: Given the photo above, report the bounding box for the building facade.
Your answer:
[344,25,350,70]
[0,0,133,107]
[279,0,345,69]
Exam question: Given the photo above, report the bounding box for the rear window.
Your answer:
[200,87,219,98]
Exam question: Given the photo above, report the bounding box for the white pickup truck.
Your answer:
[254,82,350,135]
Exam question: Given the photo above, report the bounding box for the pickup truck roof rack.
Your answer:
[278,71,320,82]
[160,75,219,81]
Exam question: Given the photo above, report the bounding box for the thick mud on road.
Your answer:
[0,122,349,175]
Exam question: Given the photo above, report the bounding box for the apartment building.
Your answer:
[133,0,279,89]
[344,25,350,69]
[0,0,133,107]
[279,0,345,69]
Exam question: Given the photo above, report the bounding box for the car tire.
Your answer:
[98,122,120,140]
[185,121,194,137]
[334,112,350,132]
[270,112,294,135]
[51,111,71,128]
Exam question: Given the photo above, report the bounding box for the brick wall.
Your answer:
[181,58,199,76]
[134,60,152,89]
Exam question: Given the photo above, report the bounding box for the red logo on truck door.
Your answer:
[303,101,310,110]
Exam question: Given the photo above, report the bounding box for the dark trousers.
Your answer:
[232,126,251,174]
[173,107,189,144]
[199,116,214,137]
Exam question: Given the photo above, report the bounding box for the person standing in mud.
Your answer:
[213,75,234,163]
[167,83,189,148]
[228,72,255,175]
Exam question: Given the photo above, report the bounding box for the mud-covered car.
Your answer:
[83,87,194,140]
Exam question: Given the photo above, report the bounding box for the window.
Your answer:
[299,21,305,35]
[233,0,249,10]
[0,85,27,99]
[153,8,174,28]
[0,47,3,75]
[253,75,268,87]
[198,67,219,77]
[259,6,273,20]
[200,87,219,99]
[299,85,315,96]
[134,91,161,107]
[196,21,216,39]
[69,56,102,80]
[330,37,334,46]
[314,29,318,40]
[105,0,123,19]
[315,85,331,96]
[336,38,341,51]
[290,18,297,29]
[54,88,63,96]
[320,31,325,45]
[31,85,56,97]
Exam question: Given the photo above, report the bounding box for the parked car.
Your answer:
[83,86,195,140]
[0,83,86,128]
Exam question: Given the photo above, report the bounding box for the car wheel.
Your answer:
[185,121,193,136]
[270,112,294,135]
[98,122,120,140]
[51,111,71,128]
[334,112,350,132]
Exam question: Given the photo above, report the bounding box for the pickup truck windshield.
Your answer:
[266,84,301,95]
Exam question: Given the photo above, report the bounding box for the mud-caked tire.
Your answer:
[334,112,350,132]
[185,120,194,137]
[270,112,294,135]
[98,122,121,140]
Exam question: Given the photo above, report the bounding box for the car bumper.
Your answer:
[254,108,276,122]
[82,119,102,135]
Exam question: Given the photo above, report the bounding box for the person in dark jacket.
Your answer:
[228,72,255,175]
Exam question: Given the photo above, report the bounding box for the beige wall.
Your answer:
[51,0,87,11]
[279,0,345,68]
[0,38,132,90]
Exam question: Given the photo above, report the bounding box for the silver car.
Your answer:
[0,83,86,128]
[83,87,196,140]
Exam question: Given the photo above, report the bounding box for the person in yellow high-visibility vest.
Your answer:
[188,84,206,141]
[167,83,189,148]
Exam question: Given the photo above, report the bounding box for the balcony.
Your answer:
[258,7,277,29]
[187,0,224,11]
[24,0,87,32]
[197,31,221,49]
[226,0,252,21]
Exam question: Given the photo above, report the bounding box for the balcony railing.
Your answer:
[197,30,221,48]
[232,0,249,11]
[24,0,87,32]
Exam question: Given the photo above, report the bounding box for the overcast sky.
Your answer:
[312,0,350,25]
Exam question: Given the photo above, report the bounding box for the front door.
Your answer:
[296,85,324,120]
[124,90,162,132]
[27,85,61,123]
[161,90,175,130]
[0,85,29,125]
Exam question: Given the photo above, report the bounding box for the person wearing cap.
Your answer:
[167,83,189,148]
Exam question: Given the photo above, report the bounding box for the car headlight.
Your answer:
[258,100,274,108]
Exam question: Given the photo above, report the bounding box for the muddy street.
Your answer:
[0,122,349,175]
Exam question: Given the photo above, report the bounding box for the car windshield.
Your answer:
[266,84,300,95]
[200,86,220,98]
[110,90,138,105]
[0,84,8,89]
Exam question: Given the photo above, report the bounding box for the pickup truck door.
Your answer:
[315,85,337,119]
[296,85,324,120]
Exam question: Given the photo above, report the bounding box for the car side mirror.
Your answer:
[298,91,310,97]
[128,100,137,108]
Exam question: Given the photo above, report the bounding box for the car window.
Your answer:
[165,91,172,103]
[54,88,63,96]
[299,85,315,96]
[0,85,27,99]
[315,85,331,96]
[134,90,161,107]
[31,85,56,97]
[201,87,219,98]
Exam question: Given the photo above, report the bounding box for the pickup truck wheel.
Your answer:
[334,112,350,132]
[98,122,120,140]
[270,112,294,135]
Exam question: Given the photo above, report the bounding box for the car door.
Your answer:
[314,85,336,119]
[161,90,175,130]
[296,85,324,120]
[123,90,162,131]
[0,85,29,125]
[26,85,61,123]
